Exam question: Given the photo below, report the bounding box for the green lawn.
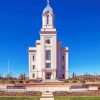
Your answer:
[1,96,100,100]
[0,97,40,100]
[55,96,100,100]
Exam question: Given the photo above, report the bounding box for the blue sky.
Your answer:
[0,0,100,77]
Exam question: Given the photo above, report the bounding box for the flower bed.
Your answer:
[0,91,42,96]
[53,90,100,96]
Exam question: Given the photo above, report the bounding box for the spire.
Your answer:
[43,0,53,14]
[47,0,50,5]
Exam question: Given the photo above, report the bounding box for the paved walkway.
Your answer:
[40,92,54,100]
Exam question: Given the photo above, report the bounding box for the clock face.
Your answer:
[46,39,51,44]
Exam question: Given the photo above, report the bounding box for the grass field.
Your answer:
[0,97,40,100]
[55,96,100,100]
[0,97,100,100]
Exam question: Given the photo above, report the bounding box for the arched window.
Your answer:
[47,14,49,25]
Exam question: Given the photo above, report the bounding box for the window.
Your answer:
[46,39,51,44]
[47,14,49,25]
[62,56,65,61]
[33,55,35,61]
[46,63,51,68]
[33,74,35,78]
[46,50,51,60]
[33,65,35,70]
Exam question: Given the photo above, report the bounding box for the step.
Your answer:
[40,98,54,100]
[40,92,54,100]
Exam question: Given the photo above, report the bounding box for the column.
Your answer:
[51,72,53,79]
[53,71,56,80]
[42,71,45,80]
[65,48,68,79]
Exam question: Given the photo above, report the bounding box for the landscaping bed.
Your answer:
[0,91,42,96]
[0,97,40,100]
[53,90,100,96]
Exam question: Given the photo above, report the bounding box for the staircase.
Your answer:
[40,92,54,100]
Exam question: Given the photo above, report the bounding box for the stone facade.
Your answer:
[29,2,68,80]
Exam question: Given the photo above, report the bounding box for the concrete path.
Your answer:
[40,92,54,100]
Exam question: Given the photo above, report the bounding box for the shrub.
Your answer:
[79,79,86,83]
[72,79,78,83]
[64,79,69,83]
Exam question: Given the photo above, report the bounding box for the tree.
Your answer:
[72,72,76,79]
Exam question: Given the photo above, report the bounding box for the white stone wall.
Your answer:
[29,47,37,79]
[88,86,98,91]
[70,86,98,92]
[29,34,69,80]
[40,33,57,80]
[27,86,70,92]
[35,41,42,78]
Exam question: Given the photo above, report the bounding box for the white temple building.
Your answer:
[29,1,68,80]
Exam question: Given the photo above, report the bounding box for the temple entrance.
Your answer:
[45,72,51,79]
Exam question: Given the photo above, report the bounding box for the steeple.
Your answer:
[43,0,53,15]
[42,0,55,29]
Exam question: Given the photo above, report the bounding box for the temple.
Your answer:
[29,1,69,80]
